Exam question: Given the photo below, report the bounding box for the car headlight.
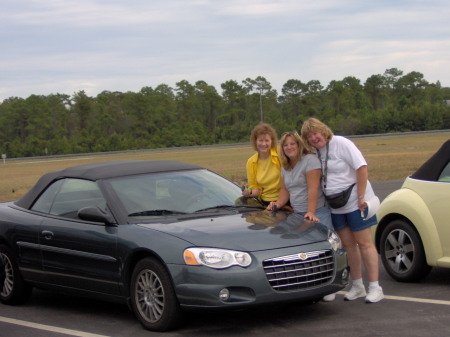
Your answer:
[328,230,342,251]
[183,248,252,269]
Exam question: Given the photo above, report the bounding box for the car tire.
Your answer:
[0,244,33,304]
[130,257,183,331]
[379,220,431,282]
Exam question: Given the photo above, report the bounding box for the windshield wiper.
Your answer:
[128,209,187,217]
[194,204,264,213]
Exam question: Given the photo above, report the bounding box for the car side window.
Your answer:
[438,161,450,182]
[31,179,64,213]
[31,178,107,219]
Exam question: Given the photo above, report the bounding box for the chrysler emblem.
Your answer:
[298,253,308,260]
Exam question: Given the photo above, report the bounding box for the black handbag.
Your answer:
[325,184,355,209]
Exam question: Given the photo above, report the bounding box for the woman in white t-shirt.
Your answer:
[301,118,383,304]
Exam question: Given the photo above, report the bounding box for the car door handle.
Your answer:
[41,230,54,240]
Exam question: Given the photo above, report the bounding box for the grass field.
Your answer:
[0,131,449,202]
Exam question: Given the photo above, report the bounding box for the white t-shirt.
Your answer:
[316,135,375,214]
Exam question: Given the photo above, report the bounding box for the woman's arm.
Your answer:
[244,159,261,197]
[267,178,289,211]
[305,168,321,221]
[356,165,368,210]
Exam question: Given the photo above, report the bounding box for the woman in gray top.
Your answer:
[267,131,332,229]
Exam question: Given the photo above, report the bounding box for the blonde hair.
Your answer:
[250,123,278,152]
[300,118,334,152]
[279,131,309,170]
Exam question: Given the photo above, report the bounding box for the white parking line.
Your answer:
[1,293,450,336]
[337,291,450,305]
[0,316,110,337]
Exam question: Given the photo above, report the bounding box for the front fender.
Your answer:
[374,188,442,267]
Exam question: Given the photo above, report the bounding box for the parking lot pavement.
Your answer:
[372,180,403,201]
[2,278,450,337]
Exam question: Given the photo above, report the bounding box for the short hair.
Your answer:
[279,131,309,170]
[300,118,334,152]
[250,123,278,152]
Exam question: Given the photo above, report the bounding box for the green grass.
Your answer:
[1,131,449,202]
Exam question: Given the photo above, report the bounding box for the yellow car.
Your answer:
[373,139,450,282]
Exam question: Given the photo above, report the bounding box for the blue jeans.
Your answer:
[298,205,333,230]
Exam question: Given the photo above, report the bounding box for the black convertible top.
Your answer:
[15,160,202,209]
[410,139,450,181]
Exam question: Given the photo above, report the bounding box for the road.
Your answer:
[2,180,450,337]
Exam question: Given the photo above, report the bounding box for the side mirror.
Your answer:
[78,206,116,225]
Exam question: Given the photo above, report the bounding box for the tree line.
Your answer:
[1,68,449,158]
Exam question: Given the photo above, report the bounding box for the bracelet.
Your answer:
[358,195,364,199]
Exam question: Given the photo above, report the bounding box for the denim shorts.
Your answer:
[331,208,377,232]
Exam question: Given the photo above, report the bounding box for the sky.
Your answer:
[1,0,449,101]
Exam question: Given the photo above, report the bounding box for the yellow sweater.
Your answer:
[245,148,281,202]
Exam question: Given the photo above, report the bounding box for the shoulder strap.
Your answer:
[317,143,329,190]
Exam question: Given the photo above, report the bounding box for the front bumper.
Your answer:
[168,242,348,309]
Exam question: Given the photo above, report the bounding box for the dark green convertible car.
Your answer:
[0,160,348,331]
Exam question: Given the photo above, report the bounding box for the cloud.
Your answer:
[1,0,449,100]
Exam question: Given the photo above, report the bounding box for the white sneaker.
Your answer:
[322,293,336,302]
[365,286,384,303]
[344,285,366,301]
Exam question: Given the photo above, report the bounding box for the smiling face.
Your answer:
[282,135,299,160]
[300,118,334,152]
[256,133,272,156]
[306,131,328,149]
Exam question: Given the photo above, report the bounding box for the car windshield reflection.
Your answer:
[108,169,246,218]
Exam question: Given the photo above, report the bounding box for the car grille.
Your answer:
[263,250,334,292]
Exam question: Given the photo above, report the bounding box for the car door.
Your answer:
[435,161,450,258]
[32,178,121,295]
[9,209,45,282]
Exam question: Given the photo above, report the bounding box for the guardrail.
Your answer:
[4,129,450,162]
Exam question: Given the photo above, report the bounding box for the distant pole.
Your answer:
[259,91,263,122]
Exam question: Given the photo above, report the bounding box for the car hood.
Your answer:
[137,210,330,251]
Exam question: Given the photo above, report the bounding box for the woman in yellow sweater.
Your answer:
[242,123,282,206]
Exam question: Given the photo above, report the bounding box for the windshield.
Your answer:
[108,169,255,218]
